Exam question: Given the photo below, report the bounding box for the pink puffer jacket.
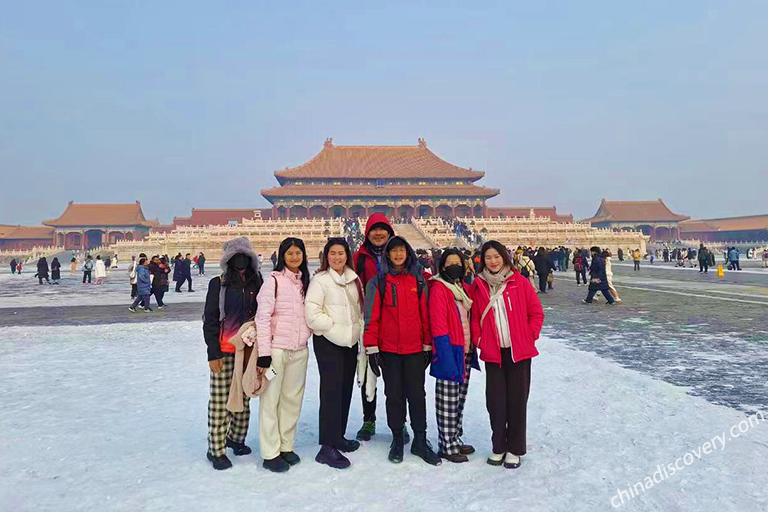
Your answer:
[256,269,311,357]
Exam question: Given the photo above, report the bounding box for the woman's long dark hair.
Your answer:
[275,237,310,295]
[477,240,514,273]
[318,238,353,273]
[222,256,259,288]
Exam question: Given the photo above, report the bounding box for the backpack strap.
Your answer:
[377,274,387,304]
[377,271,424,305]
[356,253,367,285]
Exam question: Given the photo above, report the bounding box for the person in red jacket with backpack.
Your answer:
[573,249,587,286]
[470,240,545,470]
[363,236,441,466]
[352,213,398,442]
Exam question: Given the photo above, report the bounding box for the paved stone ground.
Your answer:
[2,260,766,416]
[540,262,768,416]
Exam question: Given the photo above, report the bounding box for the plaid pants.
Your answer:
[435,351,473,455]
[207,355,250,456]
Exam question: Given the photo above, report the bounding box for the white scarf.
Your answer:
[431,276,472,311]
[477,266,512,325]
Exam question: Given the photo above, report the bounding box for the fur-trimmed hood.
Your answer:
[219,237,261,273]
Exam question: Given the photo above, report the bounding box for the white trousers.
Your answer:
[259,347,309,460]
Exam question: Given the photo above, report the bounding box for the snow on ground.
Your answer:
[1,322,766,511]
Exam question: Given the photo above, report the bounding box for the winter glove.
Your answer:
[423,349,432,370]
[256,356,272,369]
[368,353,381,377]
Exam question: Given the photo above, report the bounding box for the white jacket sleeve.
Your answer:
[305,277,334,334]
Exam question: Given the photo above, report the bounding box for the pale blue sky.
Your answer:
[1,0,766,225]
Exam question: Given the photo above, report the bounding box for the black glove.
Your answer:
[256,355,272,369]
[368,353,381,377]
[423,349,432,370]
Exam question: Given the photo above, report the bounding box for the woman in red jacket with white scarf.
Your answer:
[470,240,545,469]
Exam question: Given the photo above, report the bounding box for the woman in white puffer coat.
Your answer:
[305,238,365,469]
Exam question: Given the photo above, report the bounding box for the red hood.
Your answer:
[365,213,394,237]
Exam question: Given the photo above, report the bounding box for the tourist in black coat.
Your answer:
[583,247,614,304]
[149,256,171,307]
[10,258,17,274]
[36,257,50,284]
[50,257,62,284]
[532,248,555,293]
[175,253,194,292]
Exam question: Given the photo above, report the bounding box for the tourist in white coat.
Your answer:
[94,255,107,285]
[305,238,365,469]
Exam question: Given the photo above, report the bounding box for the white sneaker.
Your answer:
[487,452,504,466]
[504,453,521,469]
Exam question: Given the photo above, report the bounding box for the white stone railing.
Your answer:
[0,245,65,259]
[410,217,440,248]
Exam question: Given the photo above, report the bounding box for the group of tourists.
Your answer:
[203,213,545,474]
[128,253,171,311]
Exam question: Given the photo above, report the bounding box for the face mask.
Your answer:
[442,264,464,282]
[231,254,250,271]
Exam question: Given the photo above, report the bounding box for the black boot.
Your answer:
[388,431,404,463]
[225,439,252,456]
[263,456,290,473]
[402,424,410,444]
[206,452,233,470]
[338,437,361,453]
[411,432,441,466]
[280,451,301,466]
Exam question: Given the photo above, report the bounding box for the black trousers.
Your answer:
[360,371,377,422]
[199,263,205,275]
[585,286,614,303]
[538,273,548,293]
[152,286,166,307]
[82,270,92,283]
[131,283,137,298]
[485,349,531,456]
[175,276,192,291]
[575,269,587,284]
[10,264,15,274]
[379,352,427,435]
[313,335,357,448]
[633,261,640,271]
[699,261,709,273]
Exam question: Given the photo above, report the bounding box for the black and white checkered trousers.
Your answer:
[435,351,473,455]
[207,354,250,457]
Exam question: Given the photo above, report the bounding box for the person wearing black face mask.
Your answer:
[202,237,264,470]
[426,248,480,463]
[230,253,250,271]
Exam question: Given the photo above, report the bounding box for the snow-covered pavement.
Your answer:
[1,322,766,511]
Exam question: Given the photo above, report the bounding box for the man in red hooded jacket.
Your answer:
[352,213,396,442]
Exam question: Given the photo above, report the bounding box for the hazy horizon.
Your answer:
[1,1,766,226]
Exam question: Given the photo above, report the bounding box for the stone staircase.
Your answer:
[392,222,435,250]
